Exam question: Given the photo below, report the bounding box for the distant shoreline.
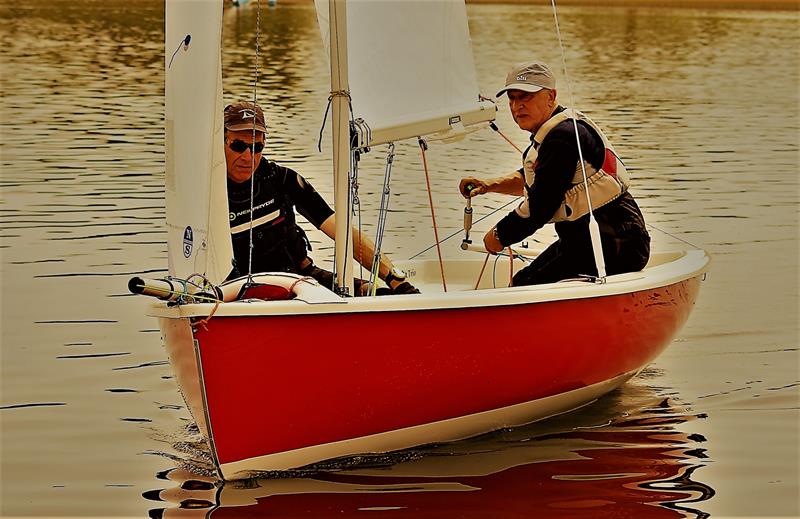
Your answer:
[274,0,799,11]
[466,0,798,10]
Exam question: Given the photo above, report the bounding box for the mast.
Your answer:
[328,0,354,296]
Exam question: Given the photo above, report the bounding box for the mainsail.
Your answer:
[315,0,495,147]
[316,0,495,292]
[164,0,232,284]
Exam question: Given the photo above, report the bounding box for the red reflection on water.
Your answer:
[148,397,713,518]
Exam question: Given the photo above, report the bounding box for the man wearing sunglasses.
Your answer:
[223,101,419,296]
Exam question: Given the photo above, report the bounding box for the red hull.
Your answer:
[183,277,700,471]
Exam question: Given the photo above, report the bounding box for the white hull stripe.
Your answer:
[218,370,638,479]
[230,210,281,234]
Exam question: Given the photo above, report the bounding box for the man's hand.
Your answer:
[483,227,503,254]
[459,178,489,198]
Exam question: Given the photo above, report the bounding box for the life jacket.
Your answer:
[521,108,631,223]
[228,164,311,276]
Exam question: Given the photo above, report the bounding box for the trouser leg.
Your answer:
[512,240,589,286]
[604,232,651,275]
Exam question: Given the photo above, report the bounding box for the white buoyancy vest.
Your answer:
[517,109,631,223]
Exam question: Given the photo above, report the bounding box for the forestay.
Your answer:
[315,0,496,147]
[164,0,232,284]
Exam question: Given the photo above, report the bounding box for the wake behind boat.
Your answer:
[130,0,709,480]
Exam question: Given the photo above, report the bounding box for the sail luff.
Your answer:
[207,51,232,282]
[329,0,355,295]
[165,0,232,284]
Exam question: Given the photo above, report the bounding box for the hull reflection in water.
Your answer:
[145,385,714,518]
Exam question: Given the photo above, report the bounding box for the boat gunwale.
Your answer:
[148,249,709,319]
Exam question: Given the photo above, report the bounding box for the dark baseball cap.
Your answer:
[224,101,267,133]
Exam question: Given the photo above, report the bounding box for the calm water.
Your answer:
[1,1,798,517]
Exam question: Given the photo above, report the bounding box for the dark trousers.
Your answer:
[512,233,650,286]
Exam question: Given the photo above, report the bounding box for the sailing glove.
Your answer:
[390,281,420,295]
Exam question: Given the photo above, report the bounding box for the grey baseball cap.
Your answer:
[496,61,556,98]
[224,101,267,133]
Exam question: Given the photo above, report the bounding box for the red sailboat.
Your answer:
[130,0,709,480]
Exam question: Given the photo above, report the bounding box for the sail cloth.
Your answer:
[165,0,232,284]
[315,0,496,147]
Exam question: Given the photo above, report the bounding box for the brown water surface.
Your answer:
[1,1,798,517]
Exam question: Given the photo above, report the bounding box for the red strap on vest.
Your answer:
[602,149,618,177]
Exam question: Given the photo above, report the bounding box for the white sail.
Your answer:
[165,0,232,284]
[316,0,495,147]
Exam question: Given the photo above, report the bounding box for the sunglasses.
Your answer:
[228,139,265,154]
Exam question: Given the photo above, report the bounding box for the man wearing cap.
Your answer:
[459,61,650,285]
[224,101,419,295]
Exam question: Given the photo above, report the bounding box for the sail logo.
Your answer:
[239,109,256,120]
[183,226,193,258]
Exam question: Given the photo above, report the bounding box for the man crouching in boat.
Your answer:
[460,61,650,285]
[224,101,419,296]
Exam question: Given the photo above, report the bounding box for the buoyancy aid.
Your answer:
[228,166,311,275]
[521,109,631,223]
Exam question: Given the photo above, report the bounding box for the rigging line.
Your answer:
[489,122,523,154]
[354,150,364,283]
[369,143,395,295]
[646,222,703,250]
[492,253,503,288]
[409,197,521,259]
[348,95,358,251]
[550,0,607,280]
[317,95,333,152]
[418,138,447,292]
[508,246,514,286]
[317,90,352,153]
[168,35,191,69]
[474,253,491,290]
[351,143,364,285]
[481,96,523,153]
[247,0,263,280]
[195,299,222,331]
[185,272,215,293]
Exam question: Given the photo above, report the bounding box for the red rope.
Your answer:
[474,253,490,290]
[490,123,523,153]
[195,299,221,331]
[288,276,312,294]
[418,139,447,292]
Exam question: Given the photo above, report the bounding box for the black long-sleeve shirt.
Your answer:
[495,107,647,250]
